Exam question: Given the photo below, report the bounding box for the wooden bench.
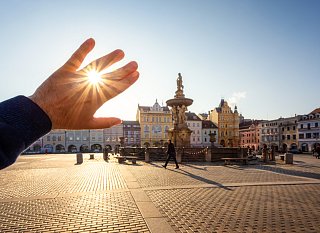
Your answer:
[221,157,248,165]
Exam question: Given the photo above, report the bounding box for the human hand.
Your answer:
[29,38,139,129]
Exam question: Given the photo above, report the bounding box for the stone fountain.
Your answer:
[166,73,193,147]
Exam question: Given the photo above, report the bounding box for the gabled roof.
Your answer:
[202,120,218,129]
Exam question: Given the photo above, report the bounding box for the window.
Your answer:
[282,135,285,140]
[300,124,303,129]
[293,126,296,130]
[287,127,290,131]
[316,123,319,128]
[58,136,61,141]
[299,134,304,139]
[306,133,311,139]
[52,136,56,141]
[47,136,50,141]
[293,135,296,140]
[287,135,290,140]
[307,123,311,129]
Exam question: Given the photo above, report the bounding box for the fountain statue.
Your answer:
[166,73,193,147]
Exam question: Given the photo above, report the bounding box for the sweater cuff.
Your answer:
[0,95,52,146]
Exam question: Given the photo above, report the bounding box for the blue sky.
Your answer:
[0,0,319,121]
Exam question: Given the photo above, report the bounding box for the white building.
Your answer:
[201,120,218,147]
[298,108,320,152]
[186,112,202,147]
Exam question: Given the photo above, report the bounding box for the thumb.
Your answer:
[88,117,122,129]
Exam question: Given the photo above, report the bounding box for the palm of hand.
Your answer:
[30,38,139,130]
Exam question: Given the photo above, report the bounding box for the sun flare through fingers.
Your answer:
[87,70,102,85]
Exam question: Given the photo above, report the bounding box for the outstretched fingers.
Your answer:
[63,38,95,71]
[99,69,139,102]
[102,61,138,80]
[82,49,125,73]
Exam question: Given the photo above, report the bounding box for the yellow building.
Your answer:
[209,99,240,147]
[136,100,173,147]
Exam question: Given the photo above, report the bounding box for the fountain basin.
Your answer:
[166,98,193,107]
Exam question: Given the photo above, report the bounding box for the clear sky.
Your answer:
[0,0,319,122]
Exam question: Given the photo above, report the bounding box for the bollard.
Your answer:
[285,153,293,164]
[145,148,150,162]
[206,147,212,162]
[103,148,109,161]
[76,153,83,164]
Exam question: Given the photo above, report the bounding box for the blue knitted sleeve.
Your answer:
[0,96,52,169]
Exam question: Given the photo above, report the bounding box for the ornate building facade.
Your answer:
[209,99,240,147]
[136,100,173,147]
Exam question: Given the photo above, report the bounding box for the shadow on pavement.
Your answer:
[252,164,320,180]
[149,162,232,191]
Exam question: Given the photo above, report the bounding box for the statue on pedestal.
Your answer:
[175,73,185,98]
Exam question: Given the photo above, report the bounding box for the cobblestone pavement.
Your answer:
[0,153,319,232]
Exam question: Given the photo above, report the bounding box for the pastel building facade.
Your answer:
[239,120,261,151]
[137,100,173,147]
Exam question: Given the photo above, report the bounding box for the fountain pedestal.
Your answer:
[166,73,193,148]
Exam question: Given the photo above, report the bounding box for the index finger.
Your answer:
[63,38,96,71]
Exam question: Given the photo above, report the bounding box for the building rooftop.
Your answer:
[202,120,218,129]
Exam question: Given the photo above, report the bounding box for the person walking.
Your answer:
[162,139,179,169]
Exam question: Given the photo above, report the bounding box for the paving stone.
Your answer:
[1,153,320,232]
[0,192,149,232]
[145,184,320,232]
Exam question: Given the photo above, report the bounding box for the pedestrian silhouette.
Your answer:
[163,139,179,169]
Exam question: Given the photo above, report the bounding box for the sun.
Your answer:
[87,70,102,85]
